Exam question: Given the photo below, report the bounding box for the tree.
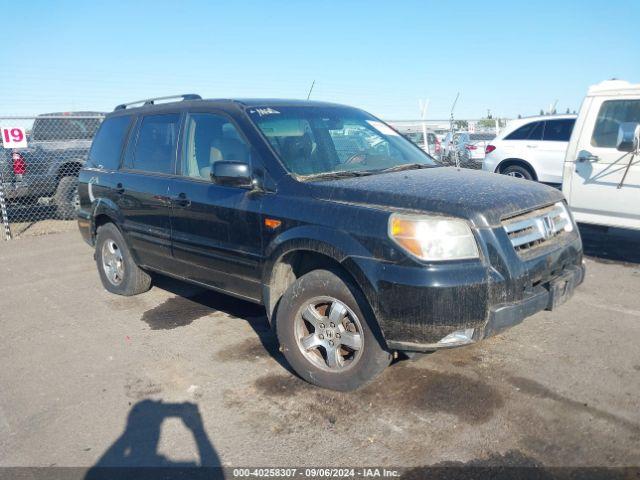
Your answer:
[518,114,522,119]
[539,109,545,116]
[566,108,571,114]
[454,120,468,130]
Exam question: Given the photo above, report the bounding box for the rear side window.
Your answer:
[543,119,575,141]
[505,121,544,140]
[591,100,640,148]
[32,117,102,141]
[87,116,131,170]
[131,114,180,174]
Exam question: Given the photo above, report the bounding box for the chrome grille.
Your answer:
[503,203,573,253]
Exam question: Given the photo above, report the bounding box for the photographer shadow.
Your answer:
[85,399,223,480]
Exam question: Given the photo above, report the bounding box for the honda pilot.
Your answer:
[77,94,585,391]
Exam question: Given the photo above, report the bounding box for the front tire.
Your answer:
[95,223,151,296]
[276,269,391,391]
[501,164,534,180]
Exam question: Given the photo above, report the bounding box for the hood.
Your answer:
[308,167,564,228]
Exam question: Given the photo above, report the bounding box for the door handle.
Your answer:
[171,193,191,207]
[115,183,125,194]
[526,144,538,148]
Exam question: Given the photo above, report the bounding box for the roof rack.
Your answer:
[114,94,202,111]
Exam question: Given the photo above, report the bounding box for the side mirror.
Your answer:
[211,161,253,188]
[616,122,640,153]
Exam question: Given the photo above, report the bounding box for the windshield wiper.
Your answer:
[300,170,376,181]
[300,163,434,181]
[374,163,435,174]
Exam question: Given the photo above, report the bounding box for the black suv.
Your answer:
[78,94,585,391]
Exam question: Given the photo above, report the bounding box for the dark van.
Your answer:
[77,94,585,391]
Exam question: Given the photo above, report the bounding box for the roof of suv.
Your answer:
[110,97,352,115]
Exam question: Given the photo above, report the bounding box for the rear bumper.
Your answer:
[1,178,54,201]
[77,208,93,245]
[2,180,35,200]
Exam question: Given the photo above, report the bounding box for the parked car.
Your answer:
[482,114,576,184]
[440,131,457,164]
[562,79,640,230]
[394,126,441,159]
[460,133,495,168]
[0,112,104,218]
[440,132,494,169]
[78,95,584,391]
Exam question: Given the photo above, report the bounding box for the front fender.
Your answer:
[261,225,382,337]
[262,224,373,285]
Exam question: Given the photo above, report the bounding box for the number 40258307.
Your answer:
[1,127,28,149]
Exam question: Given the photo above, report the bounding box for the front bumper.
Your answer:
[481,264,584,339]
[350,230,585,352]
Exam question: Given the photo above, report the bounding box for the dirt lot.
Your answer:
[0,226,639,471]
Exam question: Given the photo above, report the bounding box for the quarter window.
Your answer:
[591,100,640,148]
[505,121,544,140]
[131,114,180,174]
[543,119,575,142]
[182,113,250,180]
[87,116,131,170]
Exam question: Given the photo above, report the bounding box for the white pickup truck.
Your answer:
[562,80,640,230]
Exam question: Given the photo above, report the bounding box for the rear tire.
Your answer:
[54,176,79,220]
[276,269,391,391]
[501,164,534,181]
[95,223,151,296]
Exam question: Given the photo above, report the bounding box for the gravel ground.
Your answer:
[0,227,638,472]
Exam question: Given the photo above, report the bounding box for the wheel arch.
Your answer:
[262,229,377,329]
[91,199,125,243]
[56,160,84,182]
[496,158,538,180]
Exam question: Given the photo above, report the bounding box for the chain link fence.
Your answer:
[0,114,104,240]
[387,118,510,169]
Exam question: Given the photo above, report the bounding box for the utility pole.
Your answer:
[418,99,430,153]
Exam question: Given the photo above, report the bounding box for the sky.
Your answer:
[1,0,639,120]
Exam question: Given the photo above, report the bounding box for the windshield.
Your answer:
[247,106,437,178]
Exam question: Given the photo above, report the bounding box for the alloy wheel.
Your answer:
[295,296,364,372]
[101,239,124,285]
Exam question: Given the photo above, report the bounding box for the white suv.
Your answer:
[483,114,576,184]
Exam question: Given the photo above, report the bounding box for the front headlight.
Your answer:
[555,201,574,233]
[388,213,479,261]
